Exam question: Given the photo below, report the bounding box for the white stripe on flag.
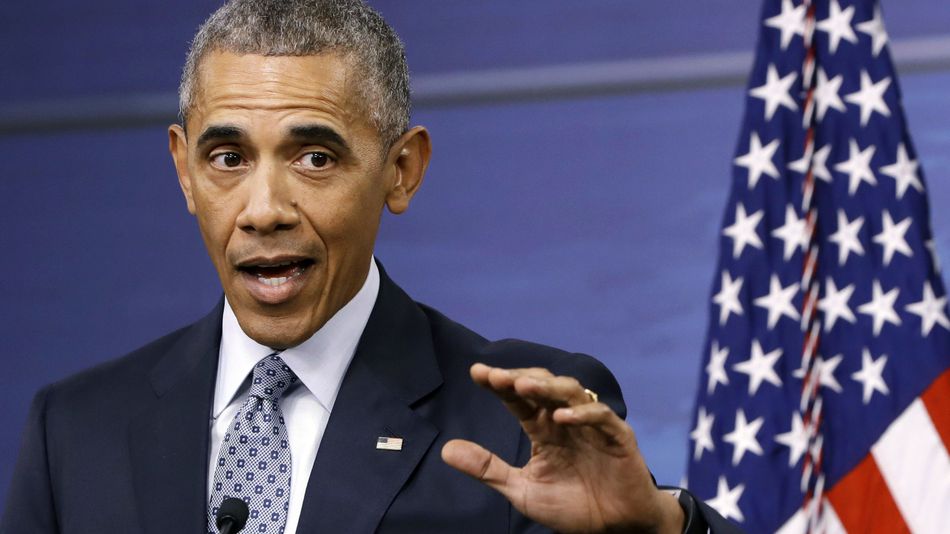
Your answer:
[871,398,950,534]
[819,500,846,534]
[774,498,846,534]
[775,508,805,534]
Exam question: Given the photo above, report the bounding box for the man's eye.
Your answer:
[211,152,244,169]
[295,152,334,170]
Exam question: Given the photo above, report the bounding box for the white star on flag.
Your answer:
[816,354,844,393]
[706,476,745,523]
[834,139,877,196]
[858,280,902,336]
[774,411,809,467]
[844,70,891,126]
[818,277,857,332]
[879,143,924,199]
[788,144,832,182]
[734,132,780,189]
[749,64,798,120]
[851,349,890,404]
[793,353,844,391]
[816,0,858,54]
[872,211,913,266]
[856,6,889,57]
[905,281,950,336]
[813,69,846,121]
[733,340,783,395]
[828,209,865,265]
[722,203,764,258]
[753,274,800,329]
[771,205,808,261]
[690,406,716,461]
[764,0,805,50]
[723,409,765,466]
[713,271,745,325]
[706,341,730,394]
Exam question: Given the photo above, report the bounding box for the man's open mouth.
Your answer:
[237,258,315,287]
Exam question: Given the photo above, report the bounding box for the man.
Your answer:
[1,1,737,533]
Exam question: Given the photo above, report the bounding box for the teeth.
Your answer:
[255,267,305,287]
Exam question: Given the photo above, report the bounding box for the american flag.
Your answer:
[687,0,950,532]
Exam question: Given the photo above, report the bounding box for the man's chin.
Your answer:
[227,296,325,349]
[239,316,320,350]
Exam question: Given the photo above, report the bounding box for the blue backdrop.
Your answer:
[2,0,949,504]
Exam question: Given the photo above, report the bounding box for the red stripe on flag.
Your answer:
[826,454,909,534]
[920,368,950,450]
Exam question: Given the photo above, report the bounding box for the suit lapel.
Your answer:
[296,264,443,532]
[128,301,223,534]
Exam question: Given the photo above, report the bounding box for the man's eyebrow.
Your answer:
[289,125,350,152]
[196,125,245,149]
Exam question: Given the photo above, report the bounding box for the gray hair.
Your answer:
[178,0,411,148]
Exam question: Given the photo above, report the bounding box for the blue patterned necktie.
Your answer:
[208,353,298,534]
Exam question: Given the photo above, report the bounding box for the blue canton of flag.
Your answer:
[687,1,950,532]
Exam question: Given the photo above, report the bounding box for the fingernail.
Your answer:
[561,408,575,417]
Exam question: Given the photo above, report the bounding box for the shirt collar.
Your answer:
[212,259,380,418]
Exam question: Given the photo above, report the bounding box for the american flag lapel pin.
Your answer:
[376,436,404,451]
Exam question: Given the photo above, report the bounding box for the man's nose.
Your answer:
[235,163,300,234]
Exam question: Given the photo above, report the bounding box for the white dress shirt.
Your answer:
[207,260,380,534]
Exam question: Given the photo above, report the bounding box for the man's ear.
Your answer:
[385,126,431,215]
[169,123,197,215]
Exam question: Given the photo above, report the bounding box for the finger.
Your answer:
[441,439,521,504]
[469,363,510,393]
[470,364,553,390]
[552,402,636,446]
[470,364,551,421]
[511,374,591,408]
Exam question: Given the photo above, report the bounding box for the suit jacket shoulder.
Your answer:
[42,319,201,420]
[418,302,627,419]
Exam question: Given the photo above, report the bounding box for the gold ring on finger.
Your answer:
[583,388,599,403]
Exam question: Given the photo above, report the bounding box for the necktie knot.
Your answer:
[248,353,298,401]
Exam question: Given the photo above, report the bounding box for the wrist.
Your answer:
[654,490,686,534]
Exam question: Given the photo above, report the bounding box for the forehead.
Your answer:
[188,51,376,140]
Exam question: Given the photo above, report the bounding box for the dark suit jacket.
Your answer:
[2,264,739,533]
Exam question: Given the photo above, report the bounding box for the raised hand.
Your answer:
[441,363,684,534]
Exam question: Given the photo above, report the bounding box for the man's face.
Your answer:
[169,51,428,348]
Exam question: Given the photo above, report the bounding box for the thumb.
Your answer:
[441,439,520,501]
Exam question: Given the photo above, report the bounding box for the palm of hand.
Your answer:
[512,407,656,533]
